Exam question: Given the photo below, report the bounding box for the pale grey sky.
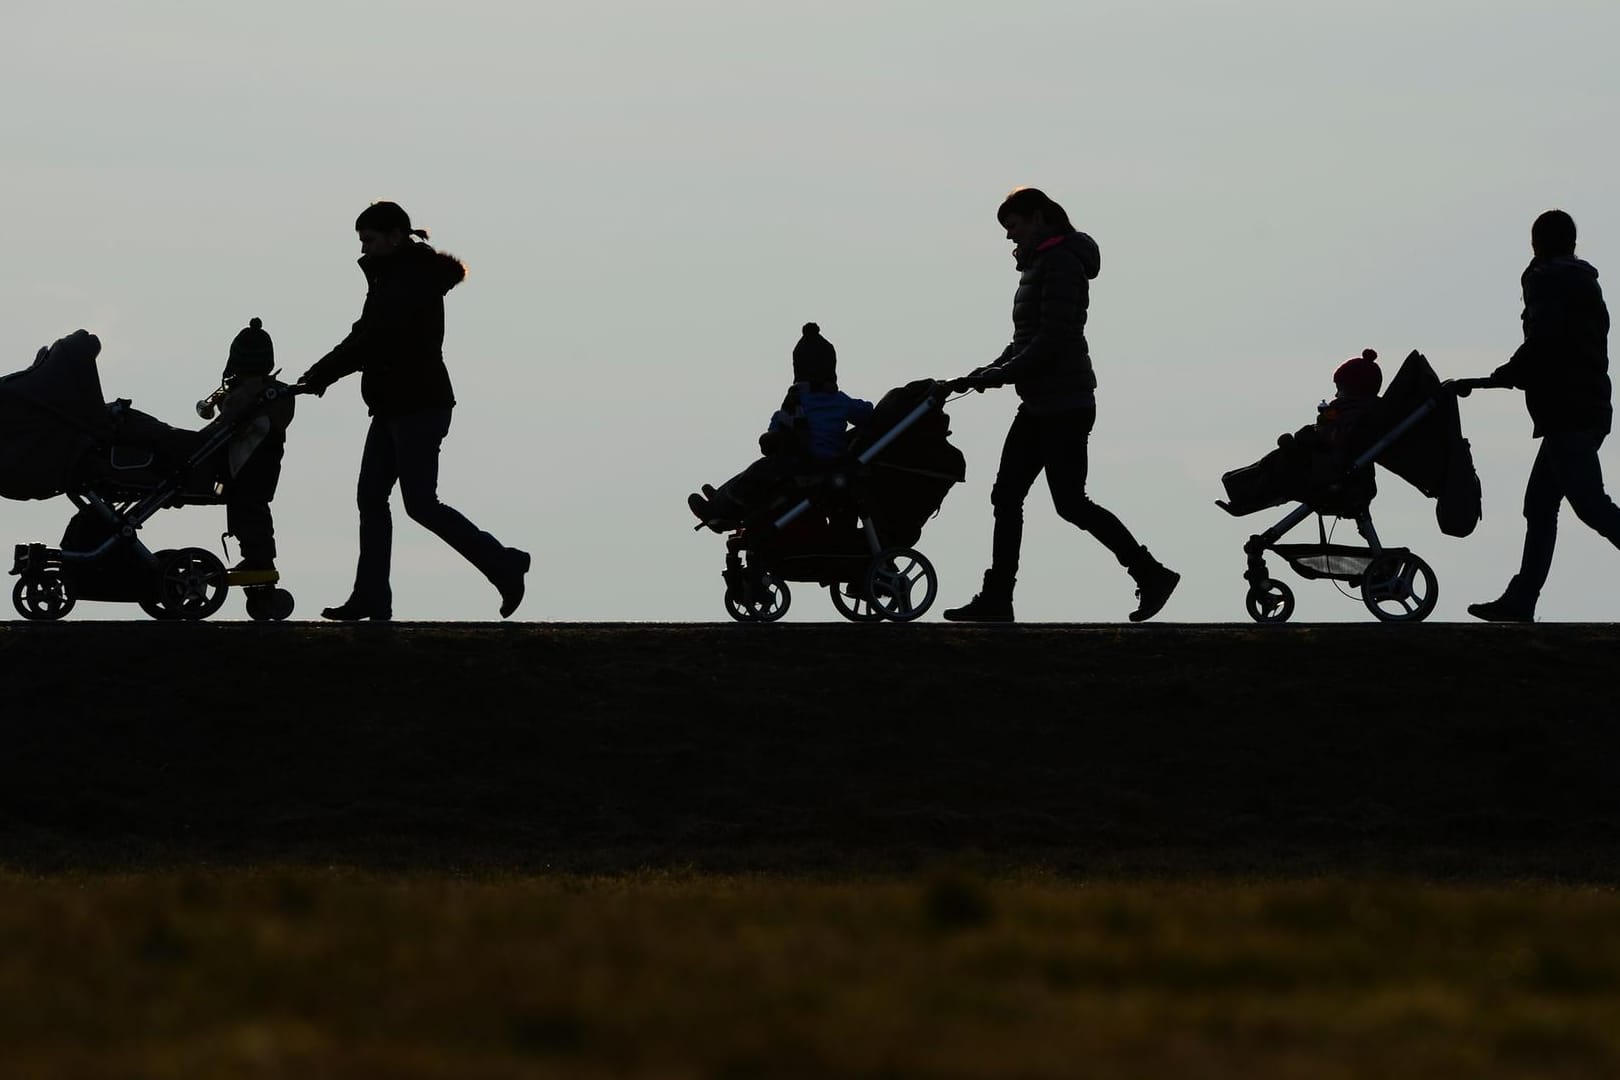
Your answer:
[3,1,1617,621]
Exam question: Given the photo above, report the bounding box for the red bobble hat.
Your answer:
[1333,348,1382,398]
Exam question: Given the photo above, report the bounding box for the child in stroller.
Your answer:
[694,369,967,624]
[1216,349,1481,623]
[688,322,873,529]
[2,325,304,622]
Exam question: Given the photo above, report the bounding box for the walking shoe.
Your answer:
[1466,597,1534,623]
[226,559,279,587]
[1128,552,1180,622]
[496,547,531,619]
[320,599,392,621]
[943,572,1015,622]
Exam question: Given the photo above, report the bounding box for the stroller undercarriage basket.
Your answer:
[1271,543,1380,583]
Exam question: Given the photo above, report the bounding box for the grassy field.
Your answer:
[3,869,1619,1078]
[3,622,1619,1074]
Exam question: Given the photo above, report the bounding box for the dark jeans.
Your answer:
[351,408,506,608]
[1506,428,1620,606]
[989,406,1144,587]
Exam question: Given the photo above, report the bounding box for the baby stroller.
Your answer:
[706,379,966,622]
[1216,350,1482,623]
[1,330,306,622]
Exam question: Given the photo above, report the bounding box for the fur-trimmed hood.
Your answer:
[359,239,467,296]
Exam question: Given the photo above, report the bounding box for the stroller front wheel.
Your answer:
[12,568,75,622]
[724,573,791,623]
[1361,551,1438,623]
[1244,580,1295,624]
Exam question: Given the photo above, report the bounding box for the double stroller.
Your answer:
[703,379,967,622]
[1217,350,1482,622]
[1,330,303,622]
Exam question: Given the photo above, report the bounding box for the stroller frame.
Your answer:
[1222,394,1445,624]
[10,381,306,622]
[720,381,954,623]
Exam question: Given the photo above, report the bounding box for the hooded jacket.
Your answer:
[302,240,467,417]
[1492,255,1611,437]
[985,229,1102,414]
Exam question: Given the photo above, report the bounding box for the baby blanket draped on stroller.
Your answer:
[1216,350,1482,623]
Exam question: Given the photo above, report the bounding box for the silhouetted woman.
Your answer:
[301,201,529,620]
[944,187,1178,622]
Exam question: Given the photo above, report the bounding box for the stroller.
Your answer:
[1216,350,1482,623]
[703,379,966,622]
[1,330,306,622]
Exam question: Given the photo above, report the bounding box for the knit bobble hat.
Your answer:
[226,317,275,377]
[792,322,837,383]
[1333,348,1382,398]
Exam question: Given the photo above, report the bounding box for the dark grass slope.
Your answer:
[3,622,1618,877]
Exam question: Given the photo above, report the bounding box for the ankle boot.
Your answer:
[943,571,1015,622]
[1128,550,1180,622]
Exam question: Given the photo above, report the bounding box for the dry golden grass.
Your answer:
[2,869,1618,1078]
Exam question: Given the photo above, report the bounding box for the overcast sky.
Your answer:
[3,1,1617,622]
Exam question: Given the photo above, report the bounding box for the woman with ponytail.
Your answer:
[944,187,1179,623]
[301,201,529,620]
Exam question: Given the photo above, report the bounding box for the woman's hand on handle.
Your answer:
[1443,376,1502,398]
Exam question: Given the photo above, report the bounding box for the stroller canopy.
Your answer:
[1374,351,1483,538]
[0,330,115,500]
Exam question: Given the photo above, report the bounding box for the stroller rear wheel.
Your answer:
[1360,551,1438,623]
[140,547,229,621]
[829,583,884,623]
[863,547,938,622]
[12,568,75,621]
[724,573,790,623]
[1244,580,1295,624]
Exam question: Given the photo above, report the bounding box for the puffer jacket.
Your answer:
[1491,255,1611,437]
[985,229,1102,414]
[302,240,467,417]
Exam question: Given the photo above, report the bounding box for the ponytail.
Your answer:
[355,200,431,240]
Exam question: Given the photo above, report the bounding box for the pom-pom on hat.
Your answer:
[792,322,837,383]
[1333,348,1382,398]
[226,317,275,377]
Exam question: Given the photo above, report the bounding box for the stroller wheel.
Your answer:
[863,548,938,622]
[12,569,75,622]
[1244,580,1295,624]
[1361,551,1438,623]
[829,583,884,623]
[724,573,790,623]
[245,587,295,622]
[142,546,229,621]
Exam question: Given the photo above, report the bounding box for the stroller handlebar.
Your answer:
[1443,377,1501,399]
